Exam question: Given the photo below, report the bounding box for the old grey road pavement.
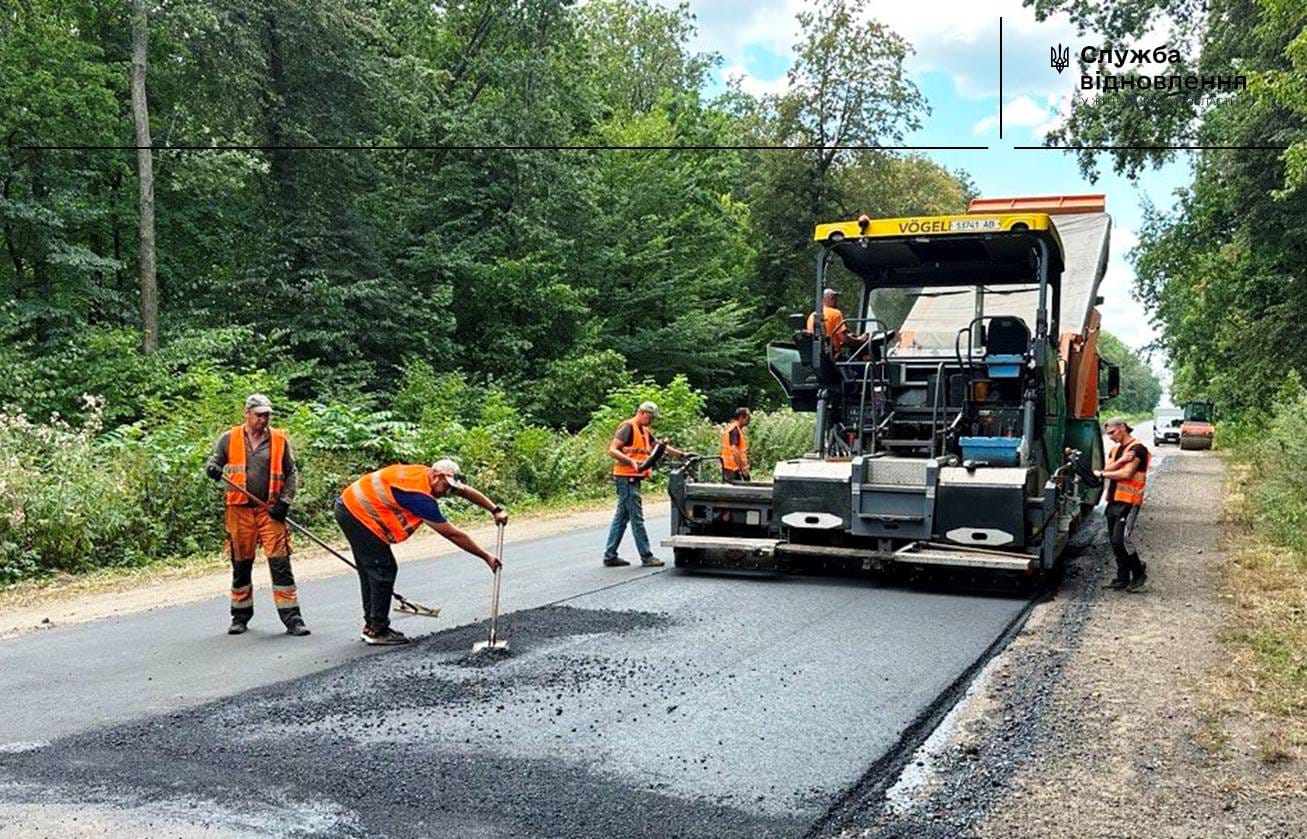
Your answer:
[0,513,1035,838]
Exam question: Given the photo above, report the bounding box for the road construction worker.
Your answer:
[720,407,752,482]
[335,458,507,645]
[205,393,309,637]
[604,400,688,568]
[1094,417,1150,592]
[806,288,849,354]
[805,288,868,356]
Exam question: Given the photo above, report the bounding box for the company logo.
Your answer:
[1050,45,1071,73]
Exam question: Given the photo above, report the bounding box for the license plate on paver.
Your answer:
[950,219,1001,231]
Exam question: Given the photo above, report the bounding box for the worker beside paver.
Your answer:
[720,407,752,482]
[335,458,507,645]
[604,400,688,568]
[1094,417,1150,593]
[205,394,310,637]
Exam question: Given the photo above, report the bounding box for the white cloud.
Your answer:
[721,63,790,97]
[1032,93,1073,138]
[1097,225,1157,353]
[972,95,1055,135]
[683,0,1085,102]
[680,0,798,62]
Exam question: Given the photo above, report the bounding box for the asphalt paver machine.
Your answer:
[666,195,1120,579]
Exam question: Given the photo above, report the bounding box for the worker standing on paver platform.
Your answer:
[805,288,850,354]
[336,459,507,646]
[604,400,688,568]
[720,407,752,482]
[1094,417,1150,593]
[205,394,310,637]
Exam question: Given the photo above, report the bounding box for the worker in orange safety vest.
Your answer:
[1093,417,1150,593]
[720,407,752,482]
[336,459,507,645]
[205,394,309,637]
[603,400,688,568]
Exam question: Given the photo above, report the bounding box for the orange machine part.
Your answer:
[967,194,1106,215]
[1062,308,1102,419]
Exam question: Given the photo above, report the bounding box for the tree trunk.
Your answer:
[131,0,158,353]
[30,147,50,344]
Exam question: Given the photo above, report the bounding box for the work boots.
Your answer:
[1127,562,1149,593]
[360,625,409,646]
[227,618,248,635]
[285,617,312,636]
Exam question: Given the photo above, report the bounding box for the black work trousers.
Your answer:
[334,500,398,630]
[1104,500,1145,582]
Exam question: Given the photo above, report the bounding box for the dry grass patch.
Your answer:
[1212,462,1307,777]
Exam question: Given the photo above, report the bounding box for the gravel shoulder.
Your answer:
[843,446,1306,837]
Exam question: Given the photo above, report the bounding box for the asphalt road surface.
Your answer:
[0,506,1039,837]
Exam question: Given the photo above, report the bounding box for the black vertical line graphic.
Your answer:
[999,17,1004,140]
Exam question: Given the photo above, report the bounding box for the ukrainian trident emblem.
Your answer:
[1051,45,1071,73]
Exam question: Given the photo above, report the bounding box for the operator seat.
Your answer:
[980,315,1031,385]
[985,316,1031,355]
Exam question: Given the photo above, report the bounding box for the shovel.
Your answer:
[472,522,509,654]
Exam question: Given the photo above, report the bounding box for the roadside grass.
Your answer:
[1212,465,1307,774]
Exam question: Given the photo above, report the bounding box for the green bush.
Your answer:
[0,400,197,583]
[0,365,820,586]
[0,324,301,429]
[740,410,815,476]
[525,349,632,432]
[1230,373,1307,553]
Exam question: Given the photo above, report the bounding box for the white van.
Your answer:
[1153,407,1183,445]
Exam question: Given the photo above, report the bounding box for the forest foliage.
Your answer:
[0,0,1160,582]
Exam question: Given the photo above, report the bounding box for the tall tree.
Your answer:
[1031,0,1307,413]
[130,0,158,353]
[1098,330,1163,414]
[577,0,716,116]
[742,0,929,320]
[0,1,123,345]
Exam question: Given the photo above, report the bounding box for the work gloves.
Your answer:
[206,463,223,481]
[268,501,290,522]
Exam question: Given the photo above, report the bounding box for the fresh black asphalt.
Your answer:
[0,514,1033,837]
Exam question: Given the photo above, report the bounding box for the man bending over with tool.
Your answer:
[335,459,507,645]
[206,394,309,637]
[1094,417,1150,593]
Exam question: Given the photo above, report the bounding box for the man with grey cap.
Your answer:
[806,288,850,354]
[205,393,309,636]
[604,400,688,567]
[1093,417,1150,592]
[336,458,508,645]
[805,287,868,356]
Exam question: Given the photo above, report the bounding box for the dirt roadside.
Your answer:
[844,448,1306,837]
[0,499,669,639]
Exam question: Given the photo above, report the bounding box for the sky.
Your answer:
[678,0,1191,391]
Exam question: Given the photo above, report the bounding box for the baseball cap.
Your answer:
[245,393,273,414]
[638,400,660,418]
[431,458,464,488]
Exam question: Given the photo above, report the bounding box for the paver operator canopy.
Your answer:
[812,198,1111,355]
